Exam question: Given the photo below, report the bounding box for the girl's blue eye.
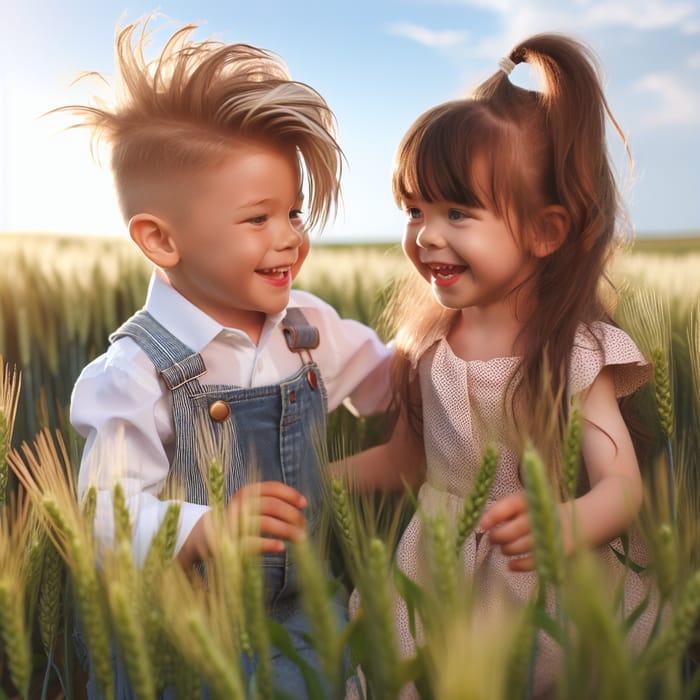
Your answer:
[406,207,422,220]
[249,215,267,224]
[448,209,466,221]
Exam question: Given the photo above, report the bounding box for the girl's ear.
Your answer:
[531,205,570,258]
[129,214,181,269]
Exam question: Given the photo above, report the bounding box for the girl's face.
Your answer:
[401,197,536,315]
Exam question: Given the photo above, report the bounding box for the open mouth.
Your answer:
[256,266,291,283]
[427,263,467,281]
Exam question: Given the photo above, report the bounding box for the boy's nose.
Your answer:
[276,219,305,250]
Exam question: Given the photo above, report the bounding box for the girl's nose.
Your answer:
[416,222,443,249]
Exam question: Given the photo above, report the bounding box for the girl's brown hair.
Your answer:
[388,33,631,450]
[51,17,343,232]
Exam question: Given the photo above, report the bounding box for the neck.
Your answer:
[448,305,527,361]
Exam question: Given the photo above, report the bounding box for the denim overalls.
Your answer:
[87,307,336,699]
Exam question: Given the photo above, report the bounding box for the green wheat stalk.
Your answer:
[330,475,357,556]
[208,458,226,514]
[641,568,700,673]
[0,357,21,506]
[652,523,678,603]
[112,482,132,547]
[293,535,343,686]
[425,510,458,605]
[521,445,565,589]
[82,484,98,530]
[355,538,401,700]
[618,288,676,521]
[561,403,583,501]
[455,444,498,555]
[186,612,245,699]
[0,577,31,697]
[242,551,272,698]
[38,542,64,656]
[107,579,156,699]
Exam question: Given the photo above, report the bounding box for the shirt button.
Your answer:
[209,400,231,422]
[289,390,297,404]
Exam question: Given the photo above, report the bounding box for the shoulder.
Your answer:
[288,289,339,317]
[74,336,160,391]
[568,322,651,398]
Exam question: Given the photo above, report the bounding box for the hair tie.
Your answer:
[498,56,516,76]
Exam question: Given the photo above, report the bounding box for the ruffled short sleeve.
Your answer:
[568,322,651,399]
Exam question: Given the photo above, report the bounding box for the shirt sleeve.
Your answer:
[70,338,210,566]
[294,292,394,415]
[568,322,652,399]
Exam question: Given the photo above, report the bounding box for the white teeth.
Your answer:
[259,267,290,274]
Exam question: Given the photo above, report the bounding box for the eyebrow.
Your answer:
[238,191,305,210]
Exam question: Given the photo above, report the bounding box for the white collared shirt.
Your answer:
[71,271,392,563]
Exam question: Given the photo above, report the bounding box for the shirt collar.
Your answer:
[144,270,289,351]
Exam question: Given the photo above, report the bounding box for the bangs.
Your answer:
[392,100,530,226]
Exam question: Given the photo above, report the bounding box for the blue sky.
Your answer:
[2,0,699,243]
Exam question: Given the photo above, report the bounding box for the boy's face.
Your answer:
[165,140,308,337]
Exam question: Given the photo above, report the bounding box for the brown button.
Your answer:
[289,390,296,403]
[209,400,230,422]
[306,369,318,390]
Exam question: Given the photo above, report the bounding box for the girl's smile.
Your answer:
[425,262,468,286]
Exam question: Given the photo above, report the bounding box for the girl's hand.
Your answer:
[480,492,536,572]
[226,481,308,553]
[481,492,577,572]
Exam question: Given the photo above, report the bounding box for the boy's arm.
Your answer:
[71,344,209,566]
[294,292,393,415]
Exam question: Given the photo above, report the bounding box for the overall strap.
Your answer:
[110,310,207,391]
[281,308,319,365]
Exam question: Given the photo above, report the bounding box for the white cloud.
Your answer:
[688,52,700,69]
[581,1,696,30]
[631,72,700,127]
[386,22,469,48]
[430,0,699,33]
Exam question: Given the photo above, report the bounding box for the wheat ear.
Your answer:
[521,446,564,588]
[455,445,498,554]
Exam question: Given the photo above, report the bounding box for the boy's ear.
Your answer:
[129,214,181,269]
[530,205,570,258]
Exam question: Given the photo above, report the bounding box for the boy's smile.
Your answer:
[160,140,308,342]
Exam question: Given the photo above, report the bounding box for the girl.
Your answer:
[346,32,654,696]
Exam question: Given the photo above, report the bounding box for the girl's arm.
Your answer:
[332,407,426,493]
[481,367,643,571]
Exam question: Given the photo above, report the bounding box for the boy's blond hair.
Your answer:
[55,17,342,232]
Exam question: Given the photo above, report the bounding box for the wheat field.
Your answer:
[0,232,698,699]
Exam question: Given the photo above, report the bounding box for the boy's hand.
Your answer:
[226,481,308,554]
[480,492,536,572]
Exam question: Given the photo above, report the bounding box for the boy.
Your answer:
[66,17,391,697]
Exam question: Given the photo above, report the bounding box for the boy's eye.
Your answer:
[447,209,467,221]
[248,215,267,225]
[290,209,305,229]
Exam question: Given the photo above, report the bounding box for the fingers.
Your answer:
[226,481,309,552]
[232,481,308,509]
[480,492,529,530]
[481,492,536,571]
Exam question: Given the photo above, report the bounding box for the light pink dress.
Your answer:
[351,322,655,698]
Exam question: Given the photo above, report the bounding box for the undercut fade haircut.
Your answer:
[52,17,343,232]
